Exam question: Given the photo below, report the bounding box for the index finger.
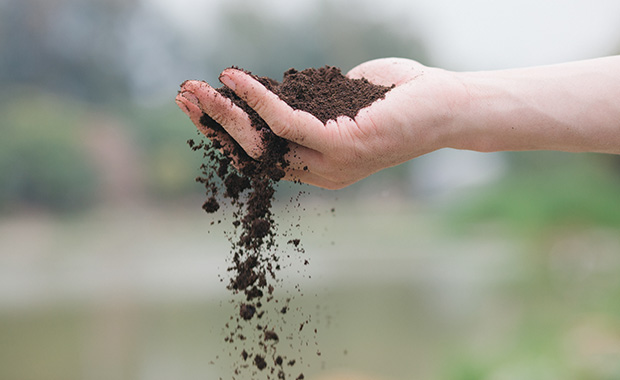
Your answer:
[219,68,331,152]
[178,80,265,159]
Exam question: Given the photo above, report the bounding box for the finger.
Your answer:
[280,145,355,189]
[347,58,423,86]
[282,143,347,182]
[219,69,330,152]
[179,80,264,159]
[282,168,348,190]
[175,91,239,157]
[283,143,323,171]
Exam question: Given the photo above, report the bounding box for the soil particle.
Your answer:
[245,286,264,301]
[201,197,219,213]
[264,330,279,342]
[240,303,256,320]
[254,354,267,370]
[185,65,392,379]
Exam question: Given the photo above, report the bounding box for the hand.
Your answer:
[176,58,466,189]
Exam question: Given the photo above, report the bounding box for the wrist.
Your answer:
[450,61,620,154]
[449,70,560,153]
[422,70,495,153]
[445,71,510,153]
[398,68,478,156]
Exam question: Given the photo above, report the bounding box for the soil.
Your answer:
[185,65,392,379]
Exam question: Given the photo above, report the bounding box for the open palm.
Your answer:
[176,58,464,189]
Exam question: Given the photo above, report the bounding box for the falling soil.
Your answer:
[183,66,392,379]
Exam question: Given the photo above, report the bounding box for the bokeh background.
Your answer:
[2,0,620,379]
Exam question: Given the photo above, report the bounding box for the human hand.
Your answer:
[176,58,466,189]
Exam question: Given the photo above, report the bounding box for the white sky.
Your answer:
[147,0,620,70]
[406,0,620,70]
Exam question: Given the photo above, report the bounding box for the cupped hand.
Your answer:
[176,58,465,189]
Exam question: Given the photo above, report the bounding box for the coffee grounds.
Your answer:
[184,66,392,379]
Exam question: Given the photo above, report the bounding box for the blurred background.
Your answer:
[1,0,620,379]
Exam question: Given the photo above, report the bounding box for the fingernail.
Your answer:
[219,74,236,91]
[181,92,200,107]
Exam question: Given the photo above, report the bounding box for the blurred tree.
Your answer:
[129,105,203,199]
[0,0,136,104]
[0,90,98,212]
[208,0,428,82]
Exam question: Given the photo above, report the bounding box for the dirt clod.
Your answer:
[264,330,279,342]
[254,354,267,370]
[240,303,256,320]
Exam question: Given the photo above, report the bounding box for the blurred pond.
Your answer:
[1,197,620,380]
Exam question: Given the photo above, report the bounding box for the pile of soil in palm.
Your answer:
[184,65,392,380]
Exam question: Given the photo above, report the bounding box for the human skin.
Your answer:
[176,56,620,189]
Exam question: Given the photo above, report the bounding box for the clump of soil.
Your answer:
[183,66,392,379]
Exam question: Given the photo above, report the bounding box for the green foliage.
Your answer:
[447,152,620,235]
[208,0,428,81]
[127,104,206,199]
[0,90,98,212]
[0,0,135,105]
[443,357,492,380]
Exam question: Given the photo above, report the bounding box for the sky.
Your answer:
[148,0,620,71]
[407,0,620,70]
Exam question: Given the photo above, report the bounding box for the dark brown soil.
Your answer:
[184,65,392,380]
[239,303,256,321]
[254,355,267,370]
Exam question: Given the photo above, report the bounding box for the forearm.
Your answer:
[452,56,620,154]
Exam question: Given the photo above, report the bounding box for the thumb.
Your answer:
[347,57,425,86]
